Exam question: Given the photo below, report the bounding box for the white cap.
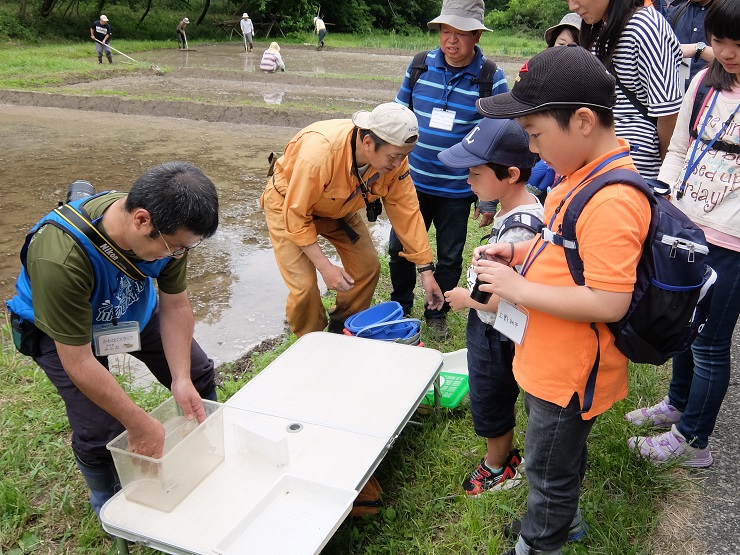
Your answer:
[183,17,189,23]
[243,13,249,18]
[352,103,419,147]
[100,14,108,22]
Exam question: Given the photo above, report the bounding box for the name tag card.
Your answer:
[93,321,141,356]
[493,299,528,345]
[429,108,456,131]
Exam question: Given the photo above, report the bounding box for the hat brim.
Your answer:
[438,143,489,169]
[427,15,491,32]
[477,94,612,119]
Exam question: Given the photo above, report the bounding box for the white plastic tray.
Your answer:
[213,475,355,555]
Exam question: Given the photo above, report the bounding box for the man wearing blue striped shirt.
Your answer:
[391,0,508,337]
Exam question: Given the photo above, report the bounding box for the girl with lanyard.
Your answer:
[626,0,740,468]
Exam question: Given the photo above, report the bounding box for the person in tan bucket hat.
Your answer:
[390,0,508,339]
[260,103,444,336]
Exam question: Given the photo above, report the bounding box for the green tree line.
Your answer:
[1,0,568,41]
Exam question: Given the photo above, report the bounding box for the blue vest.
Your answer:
[7,194,169,335]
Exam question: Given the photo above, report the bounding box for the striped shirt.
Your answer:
[605,7,683,178]
[395,46,509,198]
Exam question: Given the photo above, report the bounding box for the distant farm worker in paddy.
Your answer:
[259,42,286,73]
[260,102,445,336]
[90,14,112,64]
[177,17,190,49]
[240,13,254,52]
[314,14,327,50]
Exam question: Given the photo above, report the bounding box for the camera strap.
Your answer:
[350,127,380,207]
[54,204,148,281]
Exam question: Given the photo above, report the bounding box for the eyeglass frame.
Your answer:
[154,224,202,257]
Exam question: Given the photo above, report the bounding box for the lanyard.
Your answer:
[520,151,631,276]
[677,90,740,200]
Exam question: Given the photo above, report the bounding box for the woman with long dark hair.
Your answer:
[573,0,683,178]
[627,0,740,468]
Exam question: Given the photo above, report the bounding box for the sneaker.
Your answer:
[625,396,682,428]
[504,518,588,543]
[462,458,522,497]
[628,424,713,468]
[425,317,448,340]
[506,447,524,473]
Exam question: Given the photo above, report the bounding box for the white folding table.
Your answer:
[101,332,442,555]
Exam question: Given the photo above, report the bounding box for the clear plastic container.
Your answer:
[107,397,225,512]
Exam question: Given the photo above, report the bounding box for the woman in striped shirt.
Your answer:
[573,0,684,178]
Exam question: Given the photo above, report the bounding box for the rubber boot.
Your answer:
[107,54,113,64]
[98,57,102,64]
[75,453,121,518]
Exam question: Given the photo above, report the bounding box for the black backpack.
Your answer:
[543,169,715,411]
[407,50,498,111]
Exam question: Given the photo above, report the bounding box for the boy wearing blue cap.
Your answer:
[439,117,542,496]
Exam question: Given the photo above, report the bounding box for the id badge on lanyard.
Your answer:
[429,107,456,131]
[92,321,141,356]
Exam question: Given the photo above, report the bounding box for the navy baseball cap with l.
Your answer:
[476,44,616,119]
[438,118,538,169]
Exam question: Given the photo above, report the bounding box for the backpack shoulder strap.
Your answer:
[407,50,429,112]
[557,168,654,286]
[409,50,429,90]
[470,58,498,98]
[496,211,544,242]
[689,71,712,139]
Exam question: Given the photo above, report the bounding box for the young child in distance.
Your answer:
[439,118,542,496]
[474,45,652,555]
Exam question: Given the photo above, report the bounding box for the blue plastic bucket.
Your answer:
[344,301,404,335]
[344,302,421,345]
[354,319,421,342]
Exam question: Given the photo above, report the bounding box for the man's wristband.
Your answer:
[416,263,435,274]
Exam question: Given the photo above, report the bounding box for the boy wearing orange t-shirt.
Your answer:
[473,45,651,555]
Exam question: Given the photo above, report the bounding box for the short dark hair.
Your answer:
[703,0,740,91]
[486,162,532,184]
[358,128,389,151]
[125,161,219,238]
[543,106,615,130]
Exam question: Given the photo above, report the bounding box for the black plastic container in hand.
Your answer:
[470,253,509,304]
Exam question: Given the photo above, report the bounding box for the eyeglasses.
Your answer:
[155,225,202,257]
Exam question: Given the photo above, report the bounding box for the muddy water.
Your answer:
[0,45,524,368]
[0,105,390,367]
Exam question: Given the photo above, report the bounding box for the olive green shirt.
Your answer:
[27,193,188,345]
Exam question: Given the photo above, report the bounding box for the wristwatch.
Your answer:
[416,263,435,274]
[694,42,706,63]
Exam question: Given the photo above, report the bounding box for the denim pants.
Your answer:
[517,393,594,554]
[466,309,517,438]
[34,306,216,515]
[388,190,475,318]
[669,244,740,449]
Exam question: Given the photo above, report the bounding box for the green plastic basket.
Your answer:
[420,371,470,408]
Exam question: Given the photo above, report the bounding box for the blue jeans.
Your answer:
[517,393,593,554]
[466,309,517,438]
[670,244,740,449]
[388,190,475,318]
